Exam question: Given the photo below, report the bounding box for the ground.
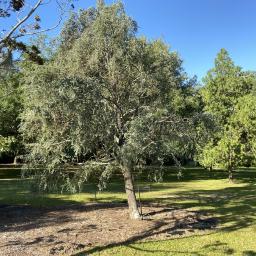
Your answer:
[0,203,216,256]
[0,166,255,256]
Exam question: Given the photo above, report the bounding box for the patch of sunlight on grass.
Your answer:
[90,228,256,256]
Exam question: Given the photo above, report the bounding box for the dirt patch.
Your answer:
[0,203,217,256]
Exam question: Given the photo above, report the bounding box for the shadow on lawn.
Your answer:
[243,251,256,256]
[73,230,233,256]
[168,182,256,232]
[73,180,256,255]
[0,167,255,255]
[161,167,256,183]
[123,240,236,256]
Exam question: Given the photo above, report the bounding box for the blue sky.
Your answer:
[121,0,256,81]
[2,0,255,81]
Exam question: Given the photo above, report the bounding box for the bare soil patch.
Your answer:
[0,203,217,256]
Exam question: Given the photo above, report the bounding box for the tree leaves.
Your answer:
[21,2,194,192]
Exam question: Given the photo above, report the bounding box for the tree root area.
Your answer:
[0,203,217,255]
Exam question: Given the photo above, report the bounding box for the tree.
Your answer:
[199,126,242,180]
[59,7,97,51]
[201,49,253,126]
[197,141,217,171]
[199,49,256,178]
[0,70,23,162]
[21,1,193,219]
[231,93,256,166]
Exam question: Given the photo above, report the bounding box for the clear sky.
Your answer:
[121,0,256,81]
[2,0,256,81]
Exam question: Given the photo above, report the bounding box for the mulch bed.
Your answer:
[0,203,217,256]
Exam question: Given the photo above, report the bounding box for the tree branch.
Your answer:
[0,0,43,44]
[13,16,63,39]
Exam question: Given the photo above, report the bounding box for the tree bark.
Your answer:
[228,166,233,182]
[13,156,17,165]
[122,166,141,220]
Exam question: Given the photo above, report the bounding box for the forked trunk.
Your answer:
[122,166,141,220]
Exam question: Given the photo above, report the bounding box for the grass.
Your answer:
[0,166,256,255]
[90,231,256,256]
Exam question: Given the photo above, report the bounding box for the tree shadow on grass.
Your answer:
[72,217,202,256]
[243,251,256,256]
[122,240,235,256]
[0,167,255,255]
[73,229,234,256]
[165,182,256,232]
[73,180,256,255]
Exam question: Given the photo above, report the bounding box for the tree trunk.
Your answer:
[228,167,233,182]
[122,166,141,220]
[13,156,17,165]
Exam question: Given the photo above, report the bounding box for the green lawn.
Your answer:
[0,166,256,255]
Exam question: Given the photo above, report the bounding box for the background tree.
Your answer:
[231,93,256,167]
[21,1,195,219]
[0,69,23,162]
[199,126,242,181]
[199,49,256,178]
[201,48,252,126]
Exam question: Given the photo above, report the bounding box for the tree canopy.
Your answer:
[199,49,256,179]
[21,1,195,219]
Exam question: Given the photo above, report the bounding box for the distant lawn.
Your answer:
[0,165,246,207]
[0,166,256,255]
